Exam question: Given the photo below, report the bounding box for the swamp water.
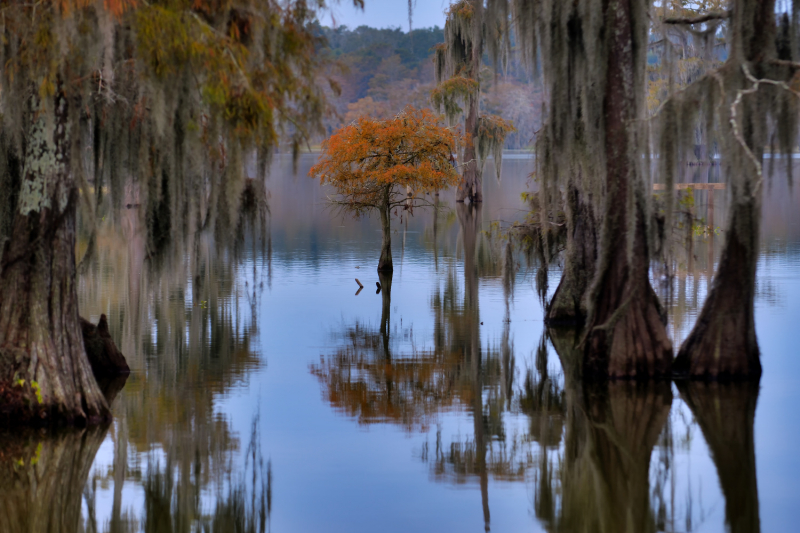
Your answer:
[2,154,800,532]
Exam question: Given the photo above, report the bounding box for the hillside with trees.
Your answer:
[317,24,542,149]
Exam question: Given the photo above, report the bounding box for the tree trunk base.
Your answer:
[674,199,761,380]
[545,277,586,327]
[80,314,130,380]
[585,284,672,380]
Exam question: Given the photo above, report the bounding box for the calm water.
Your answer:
[3,155,800,532]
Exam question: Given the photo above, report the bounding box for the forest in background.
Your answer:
[317,24,543,149]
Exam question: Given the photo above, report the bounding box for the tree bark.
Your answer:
[546,183,597,326]
[0,90,110,425]
[582,0,672,379]
[378,192,393,272]
[674,199,761,378]
[677,381,761,533]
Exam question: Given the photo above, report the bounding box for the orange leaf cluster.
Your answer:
[310,107,462,211]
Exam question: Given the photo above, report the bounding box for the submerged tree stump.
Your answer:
[80,314,130,381]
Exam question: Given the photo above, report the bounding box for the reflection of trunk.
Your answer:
[457,201,489,530]
[582,0,671,379]
[678,381,760,533]
[547,183,597,325]
[379,271,393,342]
[378,189,393,272]
[0,90,109,424]
[0,425,109,531]
[556,368,671,532]
[457,203,481,308]
[675,195,761,378]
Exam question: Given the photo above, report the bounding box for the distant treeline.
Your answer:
[316,25,542,149]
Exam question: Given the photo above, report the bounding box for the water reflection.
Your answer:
[542,329,672,532]
[678,381,761,533]
[75,206,267,531]
[0,426,108,532]
[6,153,792,531]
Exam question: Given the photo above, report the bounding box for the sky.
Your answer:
[320,0,451,31]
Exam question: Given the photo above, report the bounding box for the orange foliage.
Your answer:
[310,107,462,211]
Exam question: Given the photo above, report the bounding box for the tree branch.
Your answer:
[663,11,730,25]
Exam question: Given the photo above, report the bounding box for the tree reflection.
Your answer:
[678,381,761,533]
[0,425,109,533]
[536,328,672,533]
[75,207,267,531]
[313,202,534,531]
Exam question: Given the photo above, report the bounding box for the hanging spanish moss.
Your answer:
[496,0,672,378]
[432,0,514,202]
[663,0,799,379]
[0,0,336,425]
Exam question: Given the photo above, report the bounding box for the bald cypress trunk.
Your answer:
[0,90,109,425]
[675,0,775,379]
[456,2,483,204]
[546,183,597,326]
[457,92,482,203]
[582,0,672,379]
[674,199,761,378]
[378,190,393,272]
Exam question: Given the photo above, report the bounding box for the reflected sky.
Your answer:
[3,153,796,532]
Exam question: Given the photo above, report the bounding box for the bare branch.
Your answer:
[663,11,730,25]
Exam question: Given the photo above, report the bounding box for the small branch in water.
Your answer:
[355,278,364,288]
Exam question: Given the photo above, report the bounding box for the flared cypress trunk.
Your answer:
[546,183,597,326]
[582,0,672,379]
[675,0,775,380]
[378,192,393,272]
[675,198,761,378]
[678,381,761,533]
[0,91,109,425]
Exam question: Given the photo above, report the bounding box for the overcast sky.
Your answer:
[320,0,451,31]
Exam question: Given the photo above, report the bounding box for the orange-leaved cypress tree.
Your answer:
[310,107,461,271]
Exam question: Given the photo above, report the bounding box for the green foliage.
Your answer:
[430,76,479,122]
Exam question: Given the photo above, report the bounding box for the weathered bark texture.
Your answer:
[378,192,393,272]
[0,424,109,532]
[546,183,597,326]
[678,381,761,533]
[0,91,110,425]
[80,314,130,380]
[582,0,672,379]
[674,200,761,378]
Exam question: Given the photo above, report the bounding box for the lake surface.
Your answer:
[3,154,799,532]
